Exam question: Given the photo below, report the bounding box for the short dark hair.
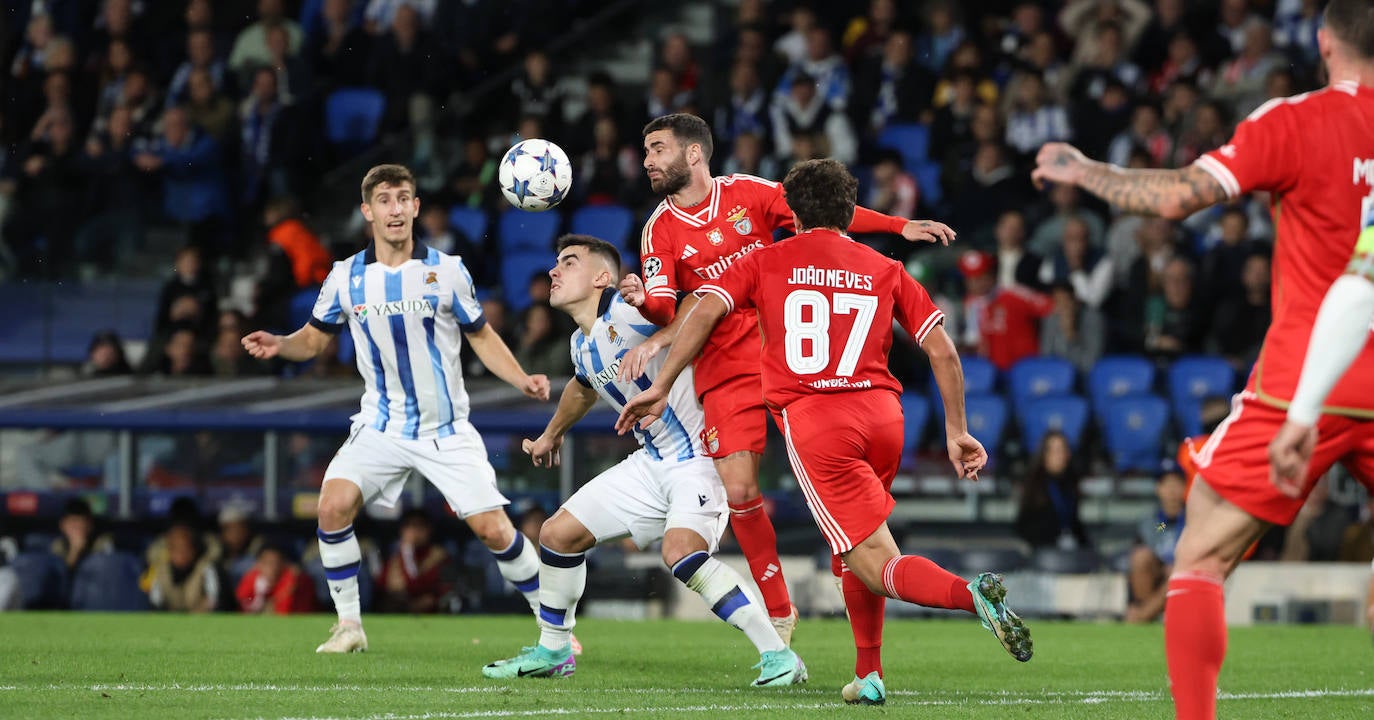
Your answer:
[781,159,857,231]
[642,113,713,162]
[361,164,416,203]
[1325,0,1374,59]
[557,234,621,276]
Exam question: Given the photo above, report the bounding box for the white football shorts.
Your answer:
[562,450,727,551]
[323,422,507,518]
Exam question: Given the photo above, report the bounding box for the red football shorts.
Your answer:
[774,389,902,555]
[1194,391,1374,525]
[699,373,768,458]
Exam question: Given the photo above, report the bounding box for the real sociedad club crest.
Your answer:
[726,205,752,235]
[423,271,439,290]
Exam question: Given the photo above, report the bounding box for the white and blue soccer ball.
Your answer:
[498,138,573,212]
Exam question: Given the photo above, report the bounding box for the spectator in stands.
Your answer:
[1171,99,1228,166]
[776,25,850,113]
[946,141,1031,240]
[85,330,134,376]
[1004,71,1072,160]
[928,71,979,168]
[145,523,221,612]
[263,196,330,290]
[236,545,317,614]
[1339,496,1374,564]
[1146,31,1211,97]
[308,0,372,90]
[1040,282,1105,373]
[75,104,143,274]
[134,106,230,246]
[1029,184,1105,256]
[1209,18,1284,116]
[644,66,689,125]
[166,29,227,108]
[1132,0,1188,73]
[568,72,631,158]
[771,73,857,166]
[513,302,570,379]
[863,150,917,222]
[933,43,998,107]
[1210,252,1271,370]
[507,50,565,136]
[1125,468,1186,623]
[153,246,217,339]
[1070,77,1133,161]
[260,22,312,106]
[659,32,699,97]
[418,204,459,256]
[1273,0,1323,70]
[51,499,112,571]
[367,3,439,133]
[958,249,1054,370]
[8,106,82,278]
[721,131,777,180]
[712,61,770,152]
[1109,217,1175,353]
[1279,476,1350,562]
[379,509,451,614]
[239,67,298,211]
[217,504,263,588]
[1015,430,1090,550]
[229,0,304,77]
[914,1,964,74]
[575,117,638,207]
[444,136,501,213]
[1061,0,1152,66]
[850,30,932,142]
[1067,22,1144,100]
[1107,102,1173,169]
[364,0,437,34]
[1039,217,1114,310]
[773,6,818,67]
[991,209,1041,288]
[1144,257,1204,361]
[184,69,235,142]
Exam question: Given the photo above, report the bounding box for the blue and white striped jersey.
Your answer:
[310,241,484,439]
[572,290,704,461]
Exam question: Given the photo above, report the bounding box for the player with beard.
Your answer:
[618,113,955,644]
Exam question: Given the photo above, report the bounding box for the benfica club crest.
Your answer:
[706,228,725,246]
[726,205,752,235]
[701,426,720,454]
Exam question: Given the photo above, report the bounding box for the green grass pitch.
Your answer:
[2,613,1372,719]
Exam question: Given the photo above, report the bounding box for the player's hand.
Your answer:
[615,386,667,435]
[619,273,646,308]
[947,432,988,481]
[521,374,551,401]
[1268,420,1317,498]
[900,219,956,246]
[616,338,663,383]
[1031,142,1089,190]
[241,331,281,359]
[522,434,564,467]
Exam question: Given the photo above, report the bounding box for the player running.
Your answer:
[622,113,955,643]
[618,160,1032,706]
[481,235,807,686]
[1031,2,1374,716]
[242,164,551,653]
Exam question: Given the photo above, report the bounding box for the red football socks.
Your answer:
[1165,572,1226,720]
[842,565,886,678]
[880,555,976,613]
[728,498,791,618]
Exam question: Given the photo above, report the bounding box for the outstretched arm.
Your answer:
[465,324,551,400]
[924,324,987,480]
[523,378,600,467]
[615,293,727,434]
[242,324,332,362]
[616,294,700,383]
[1032,143,1228,220]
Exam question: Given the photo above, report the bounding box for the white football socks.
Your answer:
[673,551,784,653]
[317,524,362,624]
[535,545,586,651]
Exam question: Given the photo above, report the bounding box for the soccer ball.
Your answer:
[498,138,573,212]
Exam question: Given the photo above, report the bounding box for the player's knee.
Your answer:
[316,483,360,529]
[660,532,707,567]
[537,515,591,554]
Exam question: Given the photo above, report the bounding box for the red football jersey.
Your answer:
[1194,81,1374,416]
[639,174,907,395]
[965,286,1055,371]
[700,228,944,410]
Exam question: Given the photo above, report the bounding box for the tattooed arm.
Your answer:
[1031,143,1228,220]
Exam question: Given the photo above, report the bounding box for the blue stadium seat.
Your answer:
[571,205,636,249]
[501,250,558,312]
[324,88,386,149]
[1088,355,1155,422]
[11,551,67,609]
[1020,394,1090,452]
[965,394,1008,459]
[448,206,489,245]
[1104,395,1171,473]
[1008,356,1077,407]
[498,208,562,253]
[929,355,996,426]
[914,160,944,207]
[70,551,149,611]
[899,391,930,460]
[1168,356,1235,437]
[876,122,930,170]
